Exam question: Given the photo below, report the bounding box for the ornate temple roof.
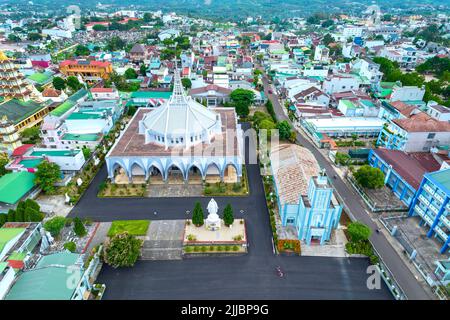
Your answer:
[141,68,220,148]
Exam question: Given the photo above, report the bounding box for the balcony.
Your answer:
[434,226,448,242]
[414,205,425,217]
[423,184,435,195]
[423,214,434,226]
[434,192,445,204]
[441,215,450,229]
[419,194,430,206]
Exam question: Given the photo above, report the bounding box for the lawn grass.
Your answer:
[108,220,150,237]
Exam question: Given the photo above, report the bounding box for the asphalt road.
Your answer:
[70,123,391,300]
[261,74,432,300]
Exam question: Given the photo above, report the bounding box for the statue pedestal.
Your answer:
[205,214,221,231]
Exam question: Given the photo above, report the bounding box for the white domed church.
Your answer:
[106,70,243,184]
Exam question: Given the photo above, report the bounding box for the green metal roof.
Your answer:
[0,172,36,205]
[428,169,450,194]
[8,251,27,261]
[66,112,103,120]
[0,262,7,274]
[61,133,100,141]
[0,228,25,254]
[50,100,75,117]
[6,252,82,300]
[27,71,54,85]
[19,158,43,168]
[130,91,172,99]
[36,252,79,268]
[341,100,356,110]
[0,99,45,124]
[31,150,80,157]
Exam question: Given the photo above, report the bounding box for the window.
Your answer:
[286,217,295,224]
[427,133,436,139]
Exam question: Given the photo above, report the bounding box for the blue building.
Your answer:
[368,149,441,207]
[409,168,450,254]
[270,144,342,245]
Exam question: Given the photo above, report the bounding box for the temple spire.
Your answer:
[169,56,189,106]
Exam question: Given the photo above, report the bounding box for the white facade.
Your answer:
[342,26,365,38]
[322,76,360,95]
[31,148,86,171]
[42,28,72,39]
[390,85,425,102]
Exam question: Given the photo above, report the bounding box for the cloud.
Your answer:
[204,0,212,5]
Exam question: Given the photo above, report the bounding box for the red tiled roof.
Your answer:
[12,144,34,157]
[393,112,450,132]
[7,260,24,269]
[373,149,441,189]
[189,84,232,95]
[390,101,417,118]
[42,87,61,97]
[91,87,114,93]
[59,60,111,68]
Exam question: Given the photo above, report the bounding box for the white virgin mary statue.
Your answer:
[206,198,221,230]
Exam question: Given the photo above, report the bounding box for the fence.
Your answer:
[347,175,407,213]
[331,182,407,300]
[379,216,448,300]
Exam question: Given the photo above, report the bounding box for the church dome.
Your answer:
[140,70,222,149]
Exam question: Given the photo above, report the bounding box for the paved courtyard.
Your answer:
[384,216,449,272]
[141,220,185,260]
[70,123,393,300]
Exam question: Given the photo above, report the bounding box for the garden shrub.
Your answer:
[64,241,77,253]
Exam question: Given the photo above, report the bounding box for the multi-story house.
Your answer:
[379,45,418,69]
[59,59,113,82]
[409,168,450,254]
[377,109,450,152]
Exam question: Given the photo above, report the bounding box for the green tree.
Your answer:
[192,201,204,227]
[24,206,44,222]
[64,241,77,252]
[354,165,385,189]
[35,160,61,193]
[0,214,7,228]
[15,201,26,222]
[181,78,192,90]
[0,154,8,177]
[140,63,147,76]
[27,33,42,41]
[8,34,21,42]
[347,222,372,243]
[44,216,66,237]
[124,68,138,80]
[103,232,143,268]
[52,76,66,90]
[74,44,90,56]
[223,204,234,226]
[7,209,15,222]
[93,24,107,31]
[82,146,91,160]
[276,120,292,140]
[230,89,254,117]
[322,34,334,46]
[105,36,126,51]
[73,217,87,237]
[66,76,82,91]
[20,127,40,144]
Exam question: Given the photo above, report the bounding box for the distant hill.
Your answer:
[7,0,450,20]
